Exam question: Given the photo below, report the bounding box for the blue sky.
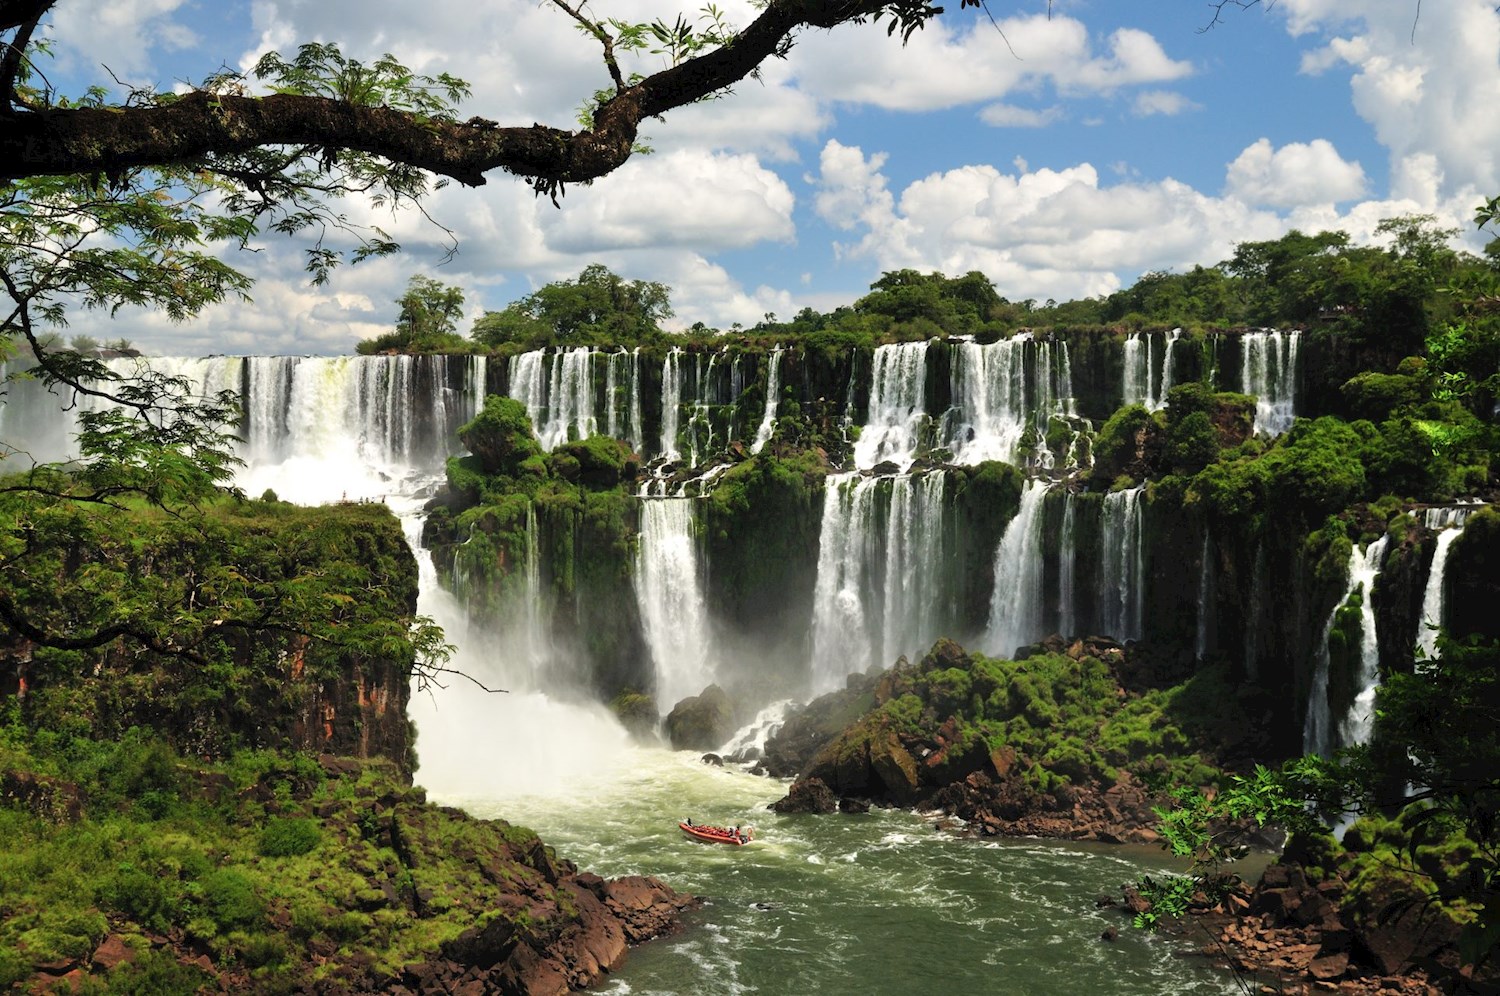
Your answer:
[35,0,1500,354]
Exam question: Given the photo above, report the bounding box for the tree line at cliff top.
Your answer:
[356,216,1500,408]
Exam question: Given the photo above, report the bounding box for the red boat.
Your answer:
[679,821,753,845]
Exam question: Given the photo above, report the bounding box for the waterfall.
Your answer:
[1097,487,1145,642]
[1159,328,1182,403]
[634,497,716,708]
[1243,542,1266,681]
[809,472,947,691]
[521,501,546,686]
[1305,536,1389,755]
[1057,492,1078,639]
[854,341,930,470]
[1417,506,1475,661]
[750,345,784,455]
[985,479,1050,658]
[1336,537,1391,750]
[1241,330,1300,436]
[945,337,1028,465]
[1122,330,1178,412]
[235,355,484,502]
[504,347,598,451]
[879,473,947,669]
[685,351,718,467]
[605,350,622,443]
[628,348,644,456]
[1195,531,1215,660]
[659,347,683,462]
[1122,333,1155,410]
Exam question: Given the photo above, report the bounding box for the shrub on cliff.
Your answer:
[458,395,544,476]
[789,639,1232,806]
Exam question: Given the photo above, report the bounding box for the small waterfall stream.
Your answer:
[634,497,716,707]
[1098,487,1145,642]
[1241,330,1300,436]
[854,341,930,470]
[1417,505,1476,661]
[750,345,784,455]
[986,479,1050,658]
[1305,536,1389,756]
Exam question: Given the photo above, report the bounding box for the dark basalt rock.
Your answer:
[769,776,838,814]
[664,684,736,751]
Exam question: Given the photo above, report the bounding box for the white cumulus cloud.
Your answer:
[1225,138,1368,208]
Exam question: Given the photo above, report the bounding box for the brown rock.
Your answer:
[1308,951,1349,980]
[771,777,838,814]
[90,935,135,972]
[869,733,920,804]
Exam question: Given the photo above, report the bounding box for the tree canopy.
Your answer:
[471,264,673,348]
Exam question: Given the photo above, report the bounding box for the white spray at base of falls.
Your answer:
[405,504,634,799]
[634,497,717,708]
[1417,505,1477,661]
[809,472,947,693]
[750,345,784,455]
[854,342,930,470]
[1097,487,1146,642]
[985,479,1050,658]
[1242,330,1300,436]
[1305,536,1389,756]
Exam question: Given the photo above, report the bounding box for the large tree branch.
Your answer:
[0,0,896,188]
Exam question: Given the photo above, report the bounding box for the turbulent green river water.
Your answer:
[422,728,1237,996]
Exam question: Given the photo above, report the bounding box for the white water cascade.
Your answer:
[985,479,1051,658]
[1057,492,1078,639]
[854,341,931,470]
[941,335,1078,467]
[634,497,717,708]
[1122,330,1179,412]
[506,349,595,451]
[1337,536,1391,750]
[750,345,784,455]
[1241,330,1300,436]
[1417,505,1476,661]
[659,347,684,462]
[809,472,947,692]
[1195,532,1215,660]
[604,348,646,456]
[1305,536,1389,756]
[1097,487,1146,642]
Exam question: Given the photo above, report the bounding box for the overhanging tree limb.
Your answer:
[0,0,925,190]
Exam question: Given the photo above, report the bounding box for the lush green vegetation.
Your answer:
[357,275,476,355]
[0,728,565,993]
[811,639,1236,799]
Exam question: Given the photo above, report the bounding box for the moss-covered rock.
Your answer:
[664,684,736,751]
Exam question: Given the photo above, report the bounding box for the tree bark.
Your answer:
[0,0,900,187]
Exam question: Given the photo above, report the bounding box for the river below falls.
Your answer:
[412,693,1241,996]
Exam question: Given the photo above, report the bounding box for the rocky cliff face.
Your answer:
[1,500,421,775]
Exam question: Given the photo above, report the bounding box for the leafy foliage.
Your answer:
[470,263,672,348]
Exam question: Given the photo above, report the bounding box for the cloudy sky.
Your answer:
[36,0,1500,355]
